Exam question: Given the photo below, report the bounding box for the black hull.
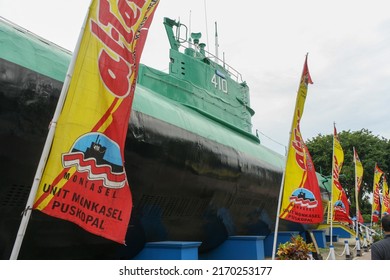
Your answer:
[0,55,307,260]
[0,111,288,259]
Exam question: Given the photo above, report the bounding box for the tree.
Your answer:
[306,129,390,221]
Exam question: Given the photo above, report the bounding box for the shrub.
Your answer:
[371,223,383,242]
[276,235,315,260]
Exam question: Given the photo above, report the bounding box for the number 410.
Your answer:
[211,74,228,93]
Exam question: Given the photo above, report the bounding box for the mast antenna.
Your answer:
[214,21,219,63]
[203,0,209,53]
[188,10,192,48]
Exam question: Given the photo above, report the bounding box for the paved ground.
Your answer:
[318,237,371,260]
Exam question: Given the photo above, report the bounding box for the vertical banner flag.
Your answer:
[33,0,160,243]
[372,164,383,223]
[353,147,364,223]
[382,176,390,216]
[279,55,323,224]
[332,126,352,224]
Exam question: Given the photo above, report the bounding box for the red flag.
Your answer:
[358,211,364,224]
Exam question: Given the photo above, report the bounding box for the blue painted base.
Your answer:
[333,227,352,238]
[264,231,301,258]
[200,236,266,260]
[325,235,339,242]
[133,241,202,260]
[311,230,326,248]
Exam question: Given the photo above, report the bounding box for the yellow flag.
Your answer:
[33,0,160,243]
[332,126,351,223]
[353,147,364,223]
[279,55,323,224]
[372,164,384,222]
[382,176,390,216]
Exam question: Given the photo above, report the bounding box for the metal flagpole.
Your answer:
[271,74,299,259]
[370,163,376,229]
[354,147,361,256]
[328,123,336,260]
[9,3,92,259]
[271,153,289,260]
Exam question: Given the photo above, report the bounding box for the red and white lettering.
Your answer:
[90,0,147,98]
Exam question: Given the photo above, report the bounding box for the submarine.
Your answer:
[0,16,330,259]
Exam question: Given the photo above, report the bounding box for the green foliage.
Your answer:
[362,214,371,223]
[306,129,390,220]
[372,223,384,242]
[276,235,315,260]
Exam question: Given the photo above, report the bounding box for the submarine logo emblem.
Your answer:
[334,200,348,214]
[62,132,126,189]
[289,188,318,208]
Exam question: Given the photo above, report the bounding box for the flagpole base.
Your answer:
[344,240,353,260]
[355,237,362,256]
[363,237,369,252]
[327,245,336,260]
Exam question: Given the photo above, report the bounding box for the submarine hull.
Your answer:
[0,17,316,259]
[0,59,301,259]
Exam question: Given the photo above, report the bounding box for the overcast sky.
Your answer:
[1,0,390,155]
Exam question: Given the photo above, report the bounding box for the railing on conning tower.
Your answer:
[167,18,244,84]
[180,39,244,84]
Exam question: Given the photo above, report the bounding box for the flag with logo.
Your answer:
[279,55,323,224]
[353,147,364,223]
[381,175,389,217]
[332,126,352,224]
[33,0,160,243]
[372,164,383,223]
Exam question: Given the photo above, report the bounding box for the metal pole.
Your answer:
[354,147,361,256]
[327,123,336,260]
[9,2,91,259]
[329,123,336,248]
[271,155,288,260]
[370,163,377,232]
[214,22,219,63]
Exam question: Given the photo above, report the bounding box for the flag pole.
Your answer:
[354,147,362,255]
[271,73,301,259]
[354,147,357,223]
[328,123,336,260]
[354,147,359,238]
[271,151,289,260]
[371,163,376,229]
[271,53,310,260]
[9,4,91,259]
[353,147,361,256]
[371,162,376,229]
